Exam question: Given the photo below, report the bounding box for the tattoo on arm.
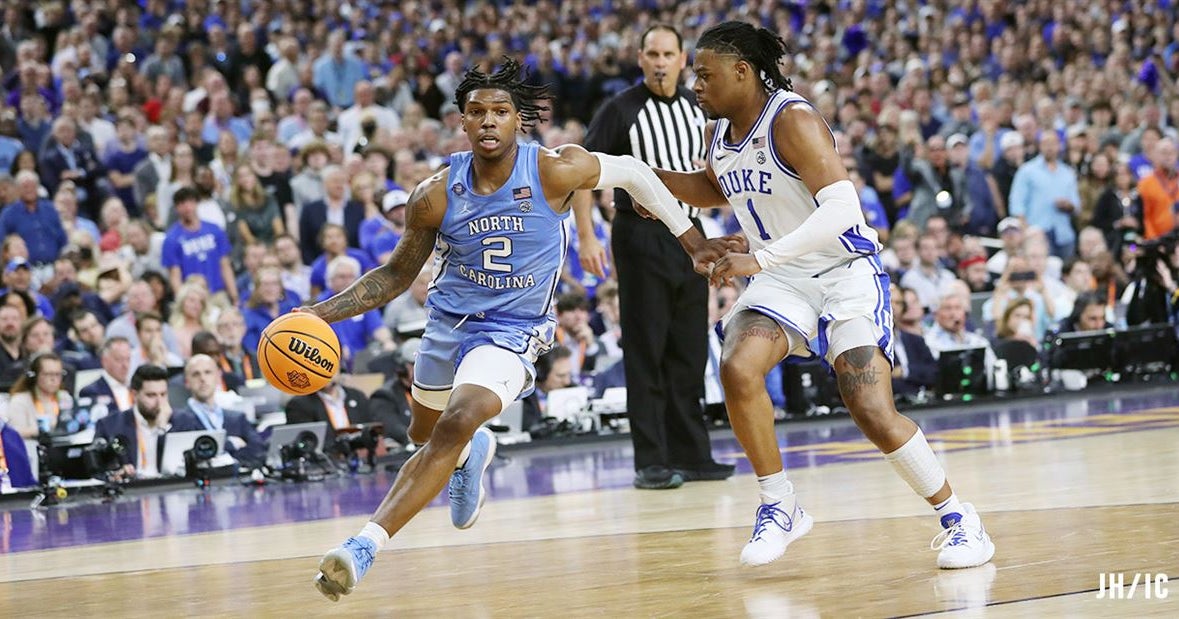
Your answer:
[312,194,438,323]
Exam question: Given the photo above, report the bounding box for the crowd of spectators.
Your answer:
[2,0,1179,468]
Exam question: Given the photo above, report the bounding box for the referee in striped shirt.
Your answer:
[573,24,733,490]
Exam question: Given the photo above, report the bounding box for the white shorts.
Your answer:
[721,255,895,366]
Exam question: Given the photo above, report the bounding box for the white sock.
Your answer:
[757,471,794,503]
[357,521,390,551]
[455,441,472,470]
[933,494,965,528]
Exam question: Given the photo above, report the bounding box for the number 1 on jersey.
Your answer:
[746,199,771,241]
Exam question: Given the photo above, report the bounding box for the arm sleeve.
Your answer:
[593,153,693,237]
[752,180,865,270]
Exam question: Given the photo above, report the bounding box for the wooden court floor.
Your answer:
[2,421,1178,617]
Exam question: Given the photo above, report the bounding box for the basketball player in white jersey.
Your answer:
[651,21,995,570]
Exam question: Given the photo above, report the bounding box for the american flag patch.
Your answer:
[512,186,532,200]
[752,136,766,149]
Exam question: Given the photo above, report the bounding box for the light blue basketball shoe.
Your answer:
[314,536,377,601]
[449,427,497,529]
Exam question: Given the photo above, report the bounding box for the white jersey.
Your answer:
[709,89,880,279]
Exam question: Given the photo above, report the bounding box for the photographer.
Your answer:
[94,364,172,479]
[1123,233,1179,326]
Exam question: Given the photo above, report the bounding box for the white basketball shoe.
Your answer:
[739,497,814,567]
[930,503,996,569]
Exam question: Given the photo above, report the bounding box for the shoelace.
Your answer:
[344,538,376,572]
[449,469,470,496]
[930,520,971,550]
[750,502,794,542]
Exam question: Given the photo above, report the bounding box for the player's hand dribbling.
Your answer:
[709,252,762,286]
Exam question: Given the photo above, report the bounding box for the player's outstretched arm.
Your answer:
[307,176,445,324]
[710,104,866,284]
[542,145,729,275]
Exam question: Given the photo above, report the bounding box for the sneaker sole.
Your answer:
[633,473,685,490]
[740,510,814,567]
[937,538,996,569]
[455,430,498,530]
[314,553,356,601]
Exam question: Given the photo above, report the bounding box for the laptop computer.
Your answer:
[545,386,589,422]
[266,422,330,468]
[160,430,229,477]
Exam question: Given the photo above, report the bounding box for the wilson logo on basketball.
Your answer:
[288,337,336,372]
[286,370,311,389]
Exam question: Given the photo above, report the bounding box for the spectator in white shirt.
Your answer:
[338,81,401,154]
[924,292,996,375]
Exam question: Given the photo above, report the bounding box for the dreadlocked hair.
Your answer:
[696,21,793,93]
[453,56,553,132]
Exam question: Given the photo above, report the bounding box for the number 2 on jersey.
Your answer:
[482,236,513,272]
[746,199,771,241]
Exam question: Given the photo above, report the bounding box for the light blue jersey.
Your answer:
[428,142,568,320]
[414,142,567,400]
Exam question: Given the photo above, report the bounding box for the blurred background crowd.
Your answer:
[1,0,1179,462]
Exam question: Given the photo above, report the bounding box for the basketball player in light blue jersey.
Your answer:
[306,58,733,601]
[650,22,996,571]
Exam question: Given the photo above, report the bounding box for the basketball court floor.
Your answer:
[2,385,1178,617]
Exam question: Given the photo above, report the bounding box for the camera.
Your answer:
[184,434,220,487]
[331,423,384,473]
[83,436,128,478]
[280,430,329,482]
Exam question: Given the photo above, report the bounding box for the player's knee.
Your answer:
[407,418,433,445]
[429,410,481,450]
[845,396,901,437]
[432,398,497,448]
[720,357,764,397]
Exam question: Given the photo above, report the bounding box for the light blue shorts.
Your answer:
[412,307,556,403]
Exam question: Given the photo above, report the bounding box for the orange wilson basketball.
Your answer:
[257,312,341,395]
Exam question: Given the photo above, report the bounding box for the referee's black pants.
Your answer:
[611,209,713,472]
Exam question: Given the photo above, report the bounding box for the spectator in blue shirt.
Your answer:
[318,255,392,370]
[0,171,67,265]
[0,257,54,318]
[313,31,367,109]
[360,189,408,263]
[1008,131,1081,258]
[201,91,253,145]
[309,223,374,299]
[161,186,239,304]
[242,266,299,356]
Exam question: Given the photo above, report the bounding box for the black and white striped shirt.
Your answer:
[583,83,708,218]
